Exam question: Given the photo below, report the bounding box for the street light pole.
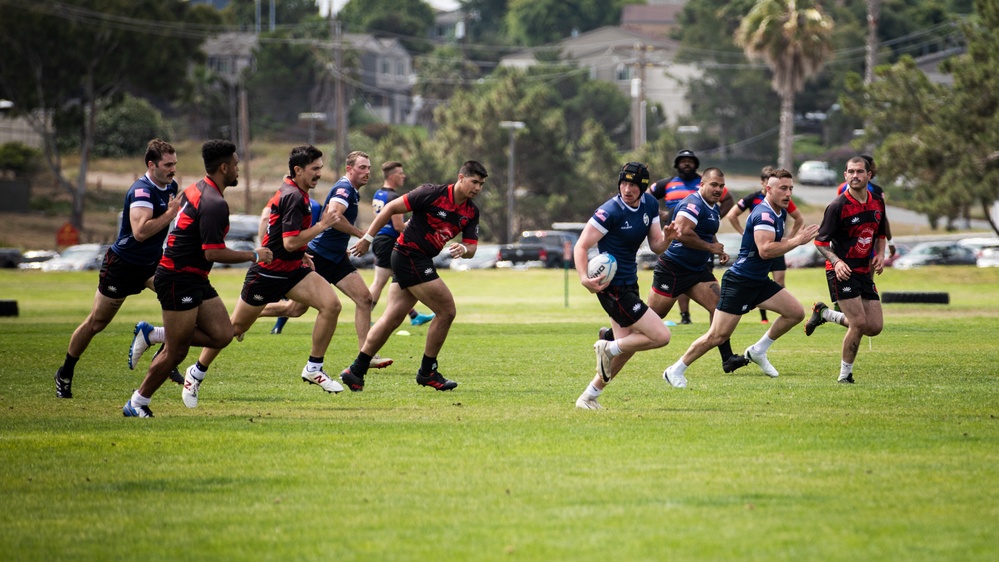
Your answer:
[499,120,525,244]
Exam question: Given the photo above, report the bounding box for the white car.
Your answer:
[977,247,999,268]
[41,244,108,272]
[797,160,838,186]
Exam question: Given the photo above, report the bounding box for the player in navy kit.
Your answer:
[368,161,435,327]
[54,139,181,399]
[179,145,345,408]
[806,156,888,383]
[340,161,488,392]
[308,151,392,369]
[647,168,749,374]
[574,162,681,410]
[663,169,819,388]
[123,140,272,418]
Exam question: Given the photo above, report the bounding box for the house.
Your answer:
[620,3,685,40]
[342,33,414,124]
[202,32,258,86]
[500,26,699,128]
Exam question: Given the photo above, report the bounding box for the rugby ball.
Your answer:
[587,253,617,284]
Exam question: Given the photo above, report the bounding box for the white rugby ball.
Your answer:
[587,252,617,284]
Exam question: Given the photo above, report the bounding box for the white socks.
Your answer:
[840,361,853,379]
[822,307,846,326]
[583,384,602,398]
[150,326,166,344]
[130,390,151,407]
[671,360,689,377]
[608,341,622,357]
[305,360,323,372]
[751,334,775,355]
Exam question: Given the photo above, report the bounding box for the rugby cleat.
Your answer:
[804,302,829,336]
[416,370,457,391]
[128,321,154,370]
[302,368,343,393]
[745,347,779,378]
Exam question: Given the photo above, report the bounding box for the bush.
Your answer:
[0,142,40,175]
[94,95,173,157]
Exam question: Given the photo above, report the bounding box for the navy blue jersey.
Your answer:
[159,177,230,278]
[372,188,401,238]
[308,176,359,263]
[665,191,720,271]
[589,192,660,286]
[110,174,178,266]
[728,199,786,280]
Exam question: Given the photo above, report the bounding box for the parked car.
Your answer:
[784,243,825,268]
[892,241,977,269]
[957,237,999,259]
[519,230,578,268]
[797,160,838,186]
[17,249,59,270]
[496,243,548,269]
[450,244,500,271]
[41,244,108,272]
[977,246,999,268]
[883,243,910,268]
[714,233,744,268]
[0,248,22,268]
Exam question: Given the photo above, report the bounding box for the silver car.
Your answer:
[797,161,838,186]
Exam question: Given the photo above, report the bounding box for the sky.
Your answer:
[319,0,460,16]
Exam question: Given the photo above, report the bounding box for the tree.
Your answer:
[736,0,835,171]
[337,0,436,53]
[0,0,218,230]
[412,45,481,128]
[223,0,320,29]
[505,0,634,46]
[843,0,999,235]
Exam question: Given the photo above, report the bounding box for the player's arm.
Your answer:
[350,196,407,256]
[755,223,819,260]
[257,204,270,243]
[574,223,607,293]
[725,205,745,234]
[283,204,340,251]
[326,200,365,238]
[670,214,722,256]
[205,244,273,265]
[130,195,180,242]
[787,208,804,237]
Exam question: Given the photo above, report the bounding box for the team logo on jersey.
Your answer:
[622,221,633,230]
[459,217,468,228]
[686,203,700,216]
[852,216,860,224]
[181,296,194,304]
[643,214,650,226]
[135,188,148,198]
[437,211,447,218]
[595,209,608,221]
[335,187,350,198]
[761,212,774,225]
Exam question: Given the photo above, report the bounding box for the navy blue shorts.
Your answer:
[391,246,439,290]
[98,249,156,299]
[239,264,313,306]
[596,283,649,328]
[154,270,219,312]
[311,252,358,285]
[826,270,880,302]
[771,255,787,272]
[651,257,716,298]
[717,270,784,315]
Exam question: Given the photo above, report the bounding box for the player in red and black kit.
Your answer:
[123,140,273,418]
[179,145,345,409]
[340,160,488,392]
[806,156,888,384]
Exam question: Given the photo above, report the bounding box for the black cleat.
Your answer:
[598,327,614,341]
[838,373,855,384]
[722,354,750,373]
[680,312,692,325]
[804,302,829,336]
[340,366,365,392]
[416,370,458,391]
[55,367,73,399]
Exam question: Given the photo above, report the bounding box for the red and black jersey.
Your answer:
[815,190,887,275]
[159,177,230,278]
[261,178,312,273]
[397,183,479,256]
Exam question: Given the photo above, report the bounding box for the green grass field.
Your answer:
[2,266,998,561]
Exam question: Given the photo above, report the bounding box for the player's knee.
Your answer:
[352,292,374,310]
[652,330,671,348]
[864,321,883,337]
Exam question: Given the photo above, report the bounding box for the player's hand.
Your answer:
[303,252,315,270]
[255,247,273,264]
[718,251,730,265]
[318,204,340,229]
[832,259,852,282]
[888,243,897,258]
[448,243,467,258]
[580,274,609,294]
[349,238,370,256]
[795,224,820,245]
[165,194,181,219]
[663,221,682,242]
[872,252,885,275]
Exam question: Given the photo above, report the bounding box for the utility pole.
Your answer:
[330,14,347,175]
[239,88,252,214]
[499,121,525,245]
[630,43,650,151]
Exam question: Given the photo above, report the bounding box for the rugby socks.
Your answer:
[408,309,418,319]
[130,390,151,407]
[62,353,80,378]
[822,307,846,326]
[352,352,373,375]
[751,334,775,355]
[582,383,602,398]
[671,359,689,377]
[607,341,622,357]
[189,362,208,381]
[420,355,438,375]
[839,361,853,380]
[718,339,734,360]
[306,356,323,372]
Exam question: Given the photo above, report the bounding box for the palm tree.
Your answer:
[736,0,834,171]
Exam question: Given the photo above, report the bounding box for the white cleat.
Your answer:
[128,321,154,370]
[182,365,202,409]
[593,339,613,382]
[301,367,344,393]
[575,395,603,410]
[663,366,687,389]
[369,355,393,369]
[745,347,780,378]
